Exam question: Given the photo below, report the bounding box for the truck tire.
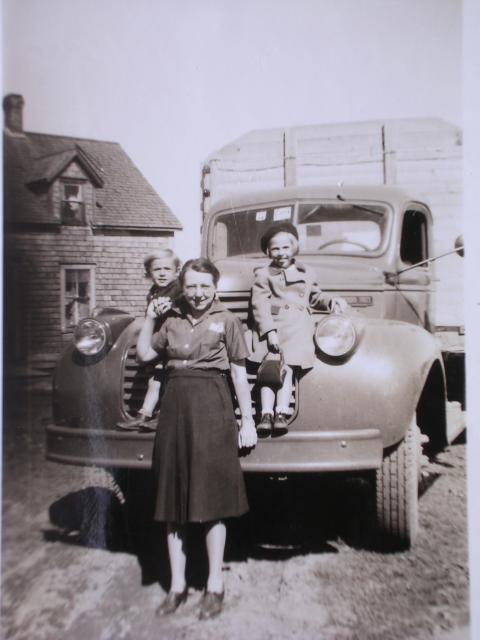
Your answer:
[375,420,420,549]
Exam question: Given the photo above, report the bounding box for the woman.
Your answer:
[137,257,257,620]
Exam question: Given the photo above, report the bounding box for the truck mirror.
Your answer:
[454,235,464,257]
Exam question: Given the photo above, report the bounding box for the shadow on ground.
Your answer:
[42,470,403,590]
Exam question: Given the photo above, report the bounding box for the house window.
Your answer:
[61,182,85,225]
[60,266,95,330]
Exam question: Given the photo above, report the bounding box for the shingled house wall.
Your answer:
[3,94,182,372]
[4,230,173,362]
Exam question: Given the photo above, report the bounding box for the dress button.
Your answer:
[184,344,189,348]
[300,293,304,297]
[285,304,289,309]
[183,360,187,365]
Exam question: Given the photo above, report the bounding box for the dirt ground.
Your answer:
[1,388,471,640]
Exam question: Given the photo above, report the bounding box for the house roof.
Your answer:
[4,130,182,230]
[27,145,105,187]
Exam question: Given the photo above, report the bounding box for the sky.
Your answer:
[2,0,462,260]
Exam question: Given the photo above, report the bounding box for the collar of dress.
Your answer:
[170,297,227,325]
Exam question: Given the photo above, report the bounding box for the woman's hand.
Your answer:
[267,330,280,353]
[238,416,257,448]
[230,360,256,448]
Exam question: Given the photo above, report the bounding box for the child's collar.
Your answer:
[268,259,307,275]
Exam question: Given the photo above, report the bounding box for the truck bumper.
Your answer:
[46,425,383,472]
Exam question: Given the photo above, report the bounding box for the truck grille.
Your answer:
[122,344,158,417]
[121,293,297,420]
[217,291,250,325]
[122,343,297,420]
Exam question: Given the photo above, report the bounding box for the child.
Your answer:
[250,221,347,436]
[116,249,182,431]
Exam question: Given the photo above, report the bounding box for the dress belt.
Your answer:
[166,367,227,378]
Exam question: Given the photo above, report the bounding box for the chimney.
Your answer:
[3,94,25,134]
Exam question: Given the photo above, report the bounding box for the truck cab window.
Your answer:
[211,206,293,258]
[297,203,387,255]
[400,210,428,265]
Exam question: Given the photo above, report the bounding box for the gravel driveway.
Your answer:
[1,387,470,640]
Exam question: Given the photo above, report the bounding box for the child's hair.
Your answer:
[179,258,220,287]
[143,249,181,277]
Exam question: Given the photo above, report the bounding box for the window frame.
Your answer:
[60,180,86,226]
[400,207,430,267]
[60,264,96,332]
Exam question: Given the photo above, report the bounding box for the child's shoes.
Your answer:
[273,412,289,435]
[116,415,146,431]
[139,416,157,432]
[256,413,273,437]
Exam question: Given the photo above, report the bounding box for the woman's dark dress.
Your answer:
[151,299,250,523]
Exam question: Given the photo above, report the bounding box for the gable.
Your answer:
[26,145,105,189]
[4,131,182,230]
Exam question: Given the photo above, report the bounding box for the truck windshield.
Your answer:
[211,205,294,258]
[297,203,387,255]
[210,202,388,259]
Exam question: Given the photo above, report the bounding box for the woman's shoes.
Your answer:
[156,587,224,620]
[199,590,224,620]
[156,588,188,616]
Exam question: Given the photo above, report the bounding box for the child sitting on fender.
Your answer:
[116,249,182,431]
[250,221,347,436]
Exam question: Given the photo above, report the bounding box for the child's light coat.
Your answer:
[249,260,332,369]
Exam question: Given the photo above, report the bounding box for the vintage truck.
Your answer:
[201,118,464,361]
[47,179,464,550]
[47,118,465,549]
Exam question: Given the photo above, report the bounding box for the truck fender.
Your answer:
[297,318,446,449]
[52,316,141,429]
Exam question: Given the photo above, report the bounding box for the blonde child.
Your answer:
[251,221,346,436]
[116,249,181,431]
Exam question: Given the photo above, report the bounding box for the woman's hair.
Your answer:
[267,231,299,256]
[179,258,220,287]
[143,248,181,277]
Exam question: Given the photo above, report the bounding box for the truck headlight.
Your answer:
[315,314,357,357]
[74,319,109,355]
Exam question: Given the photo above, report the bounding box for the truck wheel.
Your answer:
[375,420,420,549]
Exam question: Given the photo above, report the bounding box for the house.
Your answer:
[3,94,182,373]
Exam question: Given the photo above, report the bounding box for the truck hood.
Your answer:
[215,256,387,292]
